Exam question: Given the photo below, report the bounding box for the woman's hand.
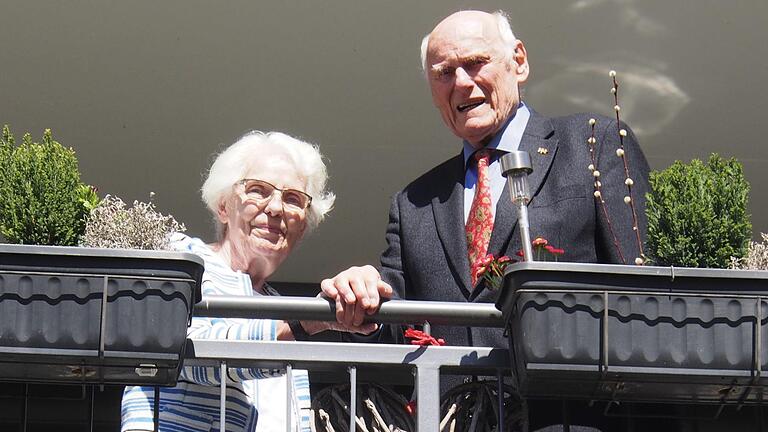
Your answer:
[318,265,393,332]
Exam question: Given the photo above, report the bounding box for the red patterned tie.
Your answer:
[466,149,493,287]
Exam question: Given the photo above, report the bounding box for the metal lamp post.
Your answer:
[500,151,534,261]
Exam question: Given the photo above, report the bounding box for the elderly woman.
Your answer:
[121,131,378,432]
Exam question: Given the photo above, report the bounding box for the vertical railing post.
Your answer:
[220,360,227,432]
[348,366,357,432]
[286,364,293,432]
[415,364,440,431]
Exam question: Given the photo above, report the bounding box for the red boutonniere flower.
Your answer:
[472,254,515,291]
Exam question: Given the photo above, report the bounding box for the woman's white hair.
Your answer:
[201,130,335,238]
[420,10,517,74]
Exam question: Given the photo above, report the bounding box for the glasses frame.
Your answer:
[234,178,313,211]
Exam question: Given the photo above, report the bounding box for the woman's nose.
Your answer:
[263,191,284,216]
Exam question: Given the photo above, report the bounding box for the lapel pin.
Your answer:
[537,147,548,155]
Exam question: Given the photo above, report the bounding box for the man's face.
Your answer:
[425,12,529,148]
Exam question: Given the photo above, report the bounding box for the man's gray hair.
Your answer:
[419,10,517,74]
[201,130,336,238]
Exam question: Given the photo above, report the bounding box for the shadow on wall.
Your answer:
[570,0,666,37]
[527,60,690,141]
[528,0,689,144]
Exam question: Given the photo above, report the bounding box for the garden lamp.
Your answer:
[501,151,534,261]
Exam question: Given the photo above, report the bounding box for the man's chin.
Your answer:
[458,128,495,147]
[455,117,497,140]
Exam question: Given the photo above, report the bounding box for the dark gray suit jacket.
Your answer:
[378,110,651,350]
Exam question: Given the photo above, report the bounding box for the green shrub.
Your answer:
[645,154,751,268]
[0,125,100,245]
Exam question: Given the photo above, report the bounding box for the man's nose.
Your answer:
[454,67,474,88]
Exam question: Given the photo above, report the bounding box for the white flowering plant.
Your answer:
[81,194,185,250]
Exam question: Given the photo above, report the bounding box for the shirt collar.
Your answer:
[462,102,531,169]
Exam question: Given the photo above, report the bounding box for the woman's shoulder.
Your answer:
[169,233,248,293]
[169,232,209,254]
[169,233,227,270]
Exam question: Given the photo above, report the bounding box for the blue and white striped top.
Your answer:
[121,233,312,432]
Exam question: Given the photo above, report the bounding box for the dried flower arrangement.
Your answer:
[730,233,768,271]
[81,194,186,251]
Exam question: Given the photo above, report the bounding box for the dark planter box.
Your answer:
[495,262,768,405]
[0,244,203,386]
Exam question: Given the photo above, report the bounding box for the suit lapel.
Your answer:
[432,111,559,298]
[431,154,473,295]
[486,111,558,263]
[518,111,558,207]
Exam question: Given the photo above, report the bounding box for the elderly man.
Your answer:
[325,9,651,430]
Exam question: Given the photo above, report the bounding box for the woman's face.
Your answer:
[217,152,308,271]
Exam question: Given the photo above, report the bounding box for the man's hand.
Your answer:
[319,265,393,332]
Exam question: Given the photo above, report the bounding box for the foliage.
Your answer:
[645,154,751,268]
[474,254,514,291]
[0,126,99,245]
[731,233,768,271]
[81,195,186,250]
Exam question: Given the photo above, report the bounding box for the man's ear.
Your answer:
[512,40,530,83]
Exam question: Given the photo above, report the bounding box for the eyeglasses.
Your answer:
[234,179,312,211]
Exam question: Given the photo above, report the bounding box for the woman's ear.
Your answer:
[216,199,229,225]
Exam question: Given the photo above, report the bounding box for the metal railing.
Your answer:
[188,296,510,431]
[194,295,505,327]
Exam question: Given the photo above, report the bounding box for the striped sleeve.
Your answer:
[180,286,284,383]
[175,235,285,383]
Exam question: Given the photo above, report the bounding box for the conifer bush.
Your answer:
[645,154,751,268]
[0,125,100,245]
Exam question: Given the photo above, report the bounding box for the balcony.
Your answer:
[3,276,768,430]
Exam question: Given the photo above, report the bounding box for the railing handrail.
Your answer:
[194,295,506,328]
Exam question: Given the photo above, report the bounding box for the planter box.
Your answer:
[495,262,768,405]
[0,244,203,386]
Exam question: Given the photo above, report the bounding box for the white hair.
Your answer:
[420,10,518,74]
[201,130,335,238]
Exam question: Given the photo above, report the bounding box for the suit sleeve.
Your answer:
[593,119,651,264]
[379,191,407,299]
[341,192,408,344]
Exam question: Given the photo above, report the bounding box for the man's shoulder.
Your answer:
[519,111,620,149]
[398,153,463,199]
[544,112,616,131]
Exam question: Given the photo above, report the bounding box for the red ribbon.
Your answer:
[404,328,446,346]
[405,400,417,416]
